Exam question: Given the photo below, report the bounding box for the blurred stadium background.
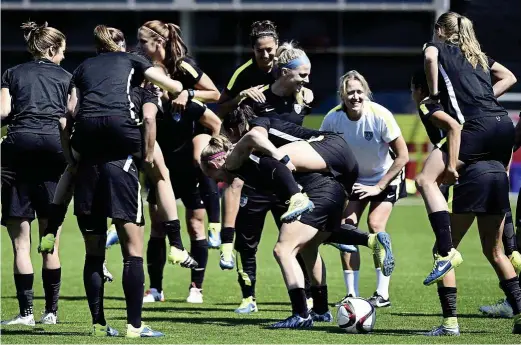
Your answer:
[2,0,521,189]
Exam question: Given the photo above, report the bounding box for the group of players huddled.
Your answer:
[1,11,521,337]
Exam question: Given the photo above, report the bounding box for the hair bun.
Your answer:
[21,21,48,41]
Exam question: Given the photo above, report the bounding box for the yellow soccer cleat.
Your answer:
[280,193,314,223]
[167,246,198,269]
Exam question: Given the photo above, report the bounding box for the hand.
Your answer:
[352,183,383,200]
[240,85,266,103]
[143,154,154,170]
[286,161,296,172]
[172,90,189,113]
[420,95,439,105]
[300,87,314,104]
[441,166,459,185]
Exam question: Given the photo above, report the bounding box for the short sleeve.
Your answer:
[377,107,401,143]
[423,41,441,52]
[178,58,203,86]
[419,103,444,120]
[142,88,160,108]
[185,99,207,121]
[249,117,271,131]
[319,112,336,132]
[130,54,154,74]
[1,69,11,89]
[226,60,252,97]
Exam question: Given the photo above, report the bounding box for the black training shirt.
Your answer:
[249,117,323,148]
[225,58,275,99]
[417,103,447,147]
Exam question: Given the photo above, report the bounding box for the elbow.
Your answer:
[208,90,221,103]
[508,74,517,89]
[59,117,67,131]
[0,105,11,119]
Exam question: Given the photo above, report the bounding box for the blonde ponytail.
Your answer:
[200,135,233,169]
[94,25,125,53]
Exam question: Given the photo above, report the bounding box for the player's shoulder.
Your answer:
[178,56,201,77]
[367,101,393,119]
[324,104,344,118]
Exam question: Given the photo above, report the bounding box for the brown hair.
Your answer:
[138,20,188,76]
[94,25,125,53]
[21,21,65,59]
[435,12,488,70]
[249,20,279,47]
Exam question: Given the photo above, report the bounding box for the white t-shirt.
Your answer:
[320,101,401,185]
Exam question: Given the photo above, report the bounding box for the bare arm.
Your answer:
[198,108,222,137]
[217,90,241,117]
[193,73,220,103]
[226,129,285,171]
[67,87,79,118]
[1,88,11,120]
[490,61,517,98]
[142,103,157,164]
[144,66,183,96]
[424,46,439,96]
[375,136,409,190]
[430,110,462,170]
[222,177,244,228]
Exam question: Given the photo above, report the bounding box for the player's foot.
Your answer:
[186,285,203,304]
[280,193,314,223]
[368,232,394,276]
[334,294,354,307]
[270,314,313,329]
[367,292,391,308]
[424,324,460,336]
[92,323,119,337]
[103,261,114,283]
[219,251,235,270]
[508,251,521,275]
[309,310,333,322]
[479,298,513,318]
[513,314,521,334]
[105,225,119,249]
[126,323,163,338]
[235,296,258,314]
[207,223,221,249]
[306,297,313,311]
[143,288,165,303]
[40,311,57,325]
[326,242,358,253]
[423,248,463,286]
[1,314,35,326]
[38,234,56,254]
[167,246,198,269]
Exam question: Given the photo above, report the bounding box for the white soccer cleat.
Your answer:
[40,312,57,325]
[1,314,35,326]
[186,286,203,304]
[235,297,258,314]
[103,261,114,283]
[479,299,513,318]
[143,288,165,303]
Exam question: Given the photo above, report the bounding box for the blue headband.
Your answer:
[281,55,310,69]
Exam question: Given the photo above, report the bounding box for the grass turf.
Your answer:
[1,201,519,343]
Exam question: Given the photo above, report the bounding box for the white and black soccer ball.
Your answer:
[337,297,376,333]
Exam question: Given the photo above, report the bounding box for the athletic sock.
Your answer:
[42,268,61,314]
[221,227,235,245]
[14,273,34,317]
[328,224,369,246]
[375,268,390,300]
[428,211,453,257]
[500,276,521,315]
[44,204,68,237]
[437,287,457,327]
[503,210,516,256]
[288,288,309,318]
[163,219,183,250]
[200,175,221,223]
[310,285,328,314]
[147,237,166,292]
[122,256,144,329]
[83,255,106,325]
[190,239,208,289]
[343,270,359,297]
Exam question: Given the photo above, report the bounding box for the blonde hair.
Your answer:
[200,135,233,169]
[435,12,488,70]
[274,41,307,69]
[94,25,125,53]
[138,20,188,76]
[339,70,373,102]
[21,21,65,59]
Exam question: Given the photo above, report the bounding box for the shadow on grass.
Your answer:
[3,295,126,302]
[391,312,490,319]
[110,315,278,326]
[0,329,86,336]
[215,301,289,307]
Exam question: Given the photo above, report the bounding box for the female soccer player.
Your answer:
[137,20,222,250]
[320,71,409,308]
[1,21,69,327]
[417,11,517,285]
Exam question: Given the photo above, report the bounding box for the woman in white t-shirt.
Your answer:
[320,70,409,308]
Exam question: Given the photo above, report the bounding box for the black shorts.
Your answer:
[295,173,346,232]
[349,172,407,204]
[146,150,204,210]
[234,188,285,252]
[71,116,142,163]
[74,156,145,226]
[441,115,514,167]
[452,160,510,215]
[308,134,359,194]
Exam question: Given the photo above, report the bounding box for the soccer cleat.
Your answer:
[479,299,513,318]
[105,225,119,248]
[167,246,198,269]
[143,288,165,303]
[235,297,258,314]
[508,251,521,275]
[126,324,163,338]
[514,314,521,334]
[1,314,35,326]
[326,242,358,253]
[207,223,222,249]
[423,248,463,286]
[424,324,460,336]
[219,251,235,270]
[270,314,313,329]
[368,232,395,277]
[280,193,315,223]
[367,292,391,308]
[38,234,56,254]
[186,284,203,304]
[40,312,57,325]
[103,261,114,283]
[334,294,354,307]
[306,297,314,311]
[92,323,119,337]
[309,310,333,322]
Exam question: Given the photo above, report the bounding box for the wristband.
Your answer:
[279,155,291,165]
[187,89,195,101]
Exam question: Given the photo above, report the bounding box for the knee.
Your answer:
[367,218,385,233]
[482,245,504,265]
[187,210,205,238]
[273,242,292,262]
[415,173,428,189]
[150,223,166,238]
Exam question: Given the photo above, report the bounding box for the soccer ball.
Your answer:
[337,297,376,333]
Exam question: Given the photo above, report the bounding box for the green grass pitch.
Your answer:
[1,200,519,344]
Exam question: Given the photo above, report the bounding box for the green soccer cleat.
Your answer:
[38,234,56,254]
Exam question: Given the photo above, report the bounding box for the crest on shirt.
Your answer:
[240,196,248,207]
[293,103,302,114]
[364,131,373,141]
